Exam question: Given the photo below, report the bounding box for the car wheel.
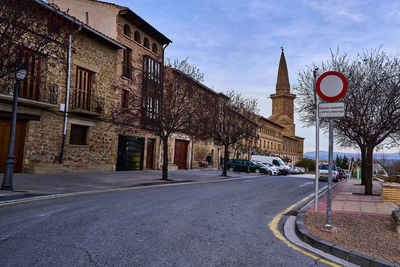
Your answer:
[229,167,234,172]
[255,169,260,174]
[268,170,272,175]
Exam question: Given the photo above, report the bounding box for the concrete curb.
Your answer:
[295,203,398,267]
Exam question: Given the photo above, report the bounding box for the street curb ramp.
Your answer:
[295,209,398,267]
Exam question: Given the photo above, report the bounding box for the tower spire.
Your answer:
[276,49,290,93]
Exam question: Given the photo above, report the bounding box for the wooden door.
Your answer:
[146,138,155,169]
[174,139,189,169]
[0,120,26,173]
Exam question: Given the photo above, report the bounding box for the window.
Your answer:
[69,124,88,145]
[73,67,92,111]
[85,12,89,25]
[134,31,141,43]
[144,37,149,48]
[144,96,159,119]
[123,24,131,37]
[19,49,42,102]
[122,48,132,79]
[142,56,162,123]
[143,56,161,83]
[152,43,158,53]
[121,90,129,108]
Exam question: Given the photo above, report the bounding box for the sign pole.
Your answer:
[316,70,347,230]
[314,68,319,211]
[325,118,333,229]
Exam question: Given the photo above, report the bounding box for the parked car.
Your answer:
[319,164,339,182]
[255,162,278,175]
[264,162,279,175]
[297,167,306,174]
[288,165,302,174]
[227,159,270,174]
[337,167,344,180]
[251,155,289,175]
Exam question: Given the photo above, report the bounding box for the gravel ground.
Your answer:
[304,211,400,265]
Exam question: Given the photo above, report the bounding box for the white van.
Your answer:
[251,155,290,175]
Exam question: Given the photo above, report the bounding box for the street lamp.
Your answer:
[1,61,27,190]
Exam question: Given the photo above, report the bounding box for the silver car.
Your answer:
[319,164,339,182]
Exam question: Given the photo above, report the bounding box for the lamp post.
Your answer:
[2,62,27,190]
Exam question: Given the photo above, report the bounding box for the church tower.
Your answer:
[268,48,296,137]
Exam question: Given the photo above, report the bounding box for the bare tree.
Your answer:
[0,0,74,81]
[212,91,259,176]
[144,67,213,180]
[111,58,212,180]
[295,49,400,195]
[165,58,204,82]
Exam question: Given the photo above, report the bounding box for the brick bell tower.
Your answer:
[268,48,296,136]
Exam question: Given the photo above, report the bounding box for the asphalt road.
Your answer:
[0,174,329,266]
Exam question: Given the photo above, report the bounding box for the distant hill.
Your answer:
[303,151,400,162]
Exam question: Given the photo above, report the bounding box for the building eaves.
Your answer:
[34,0,125,50]
[119,9,172,45]
[80,0,125,9]
[168,67,227,98]
[282,134,299,141]
[256,115,284,129]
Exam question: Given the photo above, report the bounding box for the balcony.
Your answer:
[0,82,58,109]
[70,90,104,117]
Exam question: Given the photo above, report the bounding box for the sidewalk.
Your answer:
[297,178,400,266]
[0,168,261,201]
[310,179,397,215]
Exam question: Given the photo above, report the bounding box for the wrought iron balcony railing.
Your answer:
[71,90,104,114]
[0,82,58,105]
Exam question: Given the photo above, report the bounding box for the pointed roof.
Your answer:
[276,48,290,92]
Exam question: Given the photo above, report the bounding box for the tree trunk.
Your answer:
[222,143,229,176]
[360,145,366,185]
[162,136,169,180]
[364,145,374,195]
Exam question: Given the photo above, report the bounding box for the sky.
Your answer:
[110,0,400,154]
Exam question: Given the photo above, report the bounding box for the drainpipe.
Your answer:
[59,28,80,163]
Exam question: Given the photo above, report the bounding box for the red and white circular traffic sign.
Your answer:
[316,71,348,102]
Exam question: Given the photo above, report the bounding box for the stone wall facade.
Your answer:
[0,24,124,173]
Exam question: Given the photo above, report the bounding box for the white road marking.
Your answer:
[299,182,313,187]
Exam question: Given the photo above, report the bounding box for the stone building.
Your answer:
[253,49,304,163]
[0,1,126,173]
[51,0,232,171]
[50,0,174,171]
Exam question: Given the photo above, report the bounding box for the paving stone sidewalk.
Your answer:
[309,178,398,215]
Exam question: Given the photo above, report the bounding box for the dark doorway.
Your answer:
[146,138,155,169]
[174,139,189,169]
[0,120,26,173]
[116,135,144,171]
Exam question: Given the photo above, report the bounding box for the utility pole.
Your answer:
[314,68,319,211]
